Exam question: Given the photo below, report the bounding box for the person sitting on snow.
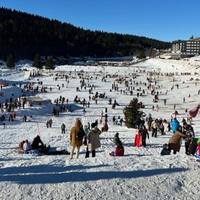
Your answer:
[18,140,25,153]
[31,135,45,150]
[23,140,32,153]
[110,132,124,156]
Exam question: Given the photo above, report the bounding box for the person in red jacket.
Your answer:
[134,129,142,147]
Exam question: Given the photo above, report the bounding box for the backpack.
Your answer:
[160,145,171,155]
[76,126,85,141]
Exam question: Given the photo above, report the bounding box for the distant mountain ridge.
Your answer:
[0,7,171,60]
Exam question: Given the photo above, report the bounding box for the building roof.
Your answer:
[190,38,200,42]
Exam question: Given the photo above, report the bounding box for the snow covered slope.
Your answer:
[0,59,200,200]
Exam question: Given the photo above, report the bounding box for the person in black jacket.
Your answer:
[31,135,45,150]
[139,125,149,147]
[183,122,195,155]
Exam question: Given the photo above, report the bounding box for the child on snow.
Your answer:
[23,140,32,153]
[195,138,200,156]
[193,138,200,160]
[61,123,66,134]
[110,132,124,156]
[110,145,124,157]
[197,141,200,156]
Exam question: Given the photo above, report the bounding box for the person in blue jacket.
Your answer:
[170,118,180,133]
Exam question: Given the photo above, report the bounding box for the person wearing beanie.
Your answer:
[87,122,101,157]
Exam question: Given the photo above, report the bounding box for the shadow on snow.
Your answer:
[0,164,188,184]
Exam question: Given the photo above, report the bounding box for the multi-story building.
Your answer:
[172,38,200,56]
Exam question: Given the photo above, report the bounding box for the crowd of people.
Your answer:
[17,110,200,160]
[2,68,198,161]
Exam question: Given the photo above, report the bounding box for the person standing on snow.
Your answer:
[151,119,158,138]
[140,125,149,147]
[168,126,185,154]
[87,122,101,157]
[61,123,66,134]
[170,117,180,133]
[69,118,85,159]
[134,129,142,147]
[182,122,195,155]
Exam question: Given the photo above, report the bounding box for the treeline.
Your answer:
[0,7,171,61]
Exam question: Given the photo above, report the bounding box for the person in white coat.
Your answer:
[88,123,101,157]
[23,140,32,153]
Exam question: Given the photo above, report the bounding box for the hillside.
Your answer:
[0,58,200,199]
[0,7,171,60]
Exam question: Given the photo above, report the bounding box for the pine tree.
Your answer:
[6,54,15,68]
[45,56,54,69]
[33,53,42,69]
[123,98,144,128]
[0,8,170,60]
[137,49,146,59]
[148,48,157,58]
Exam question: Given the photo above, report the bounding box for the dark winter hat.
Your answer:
[91,123,96,128]
[183,121,187,126]
[115,132,119,137]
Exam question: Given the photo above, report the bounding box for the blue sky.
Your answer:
[0,0,199,41]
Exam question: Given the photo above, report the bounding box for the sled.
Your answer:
[189,105,200,118]
[17,148,70,156]
[134,134,142,147]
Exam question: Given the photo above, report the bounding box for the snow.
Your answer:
[1,57,200,199]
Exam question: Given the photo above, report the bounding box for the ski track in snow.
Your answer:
[1,58,200,199]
